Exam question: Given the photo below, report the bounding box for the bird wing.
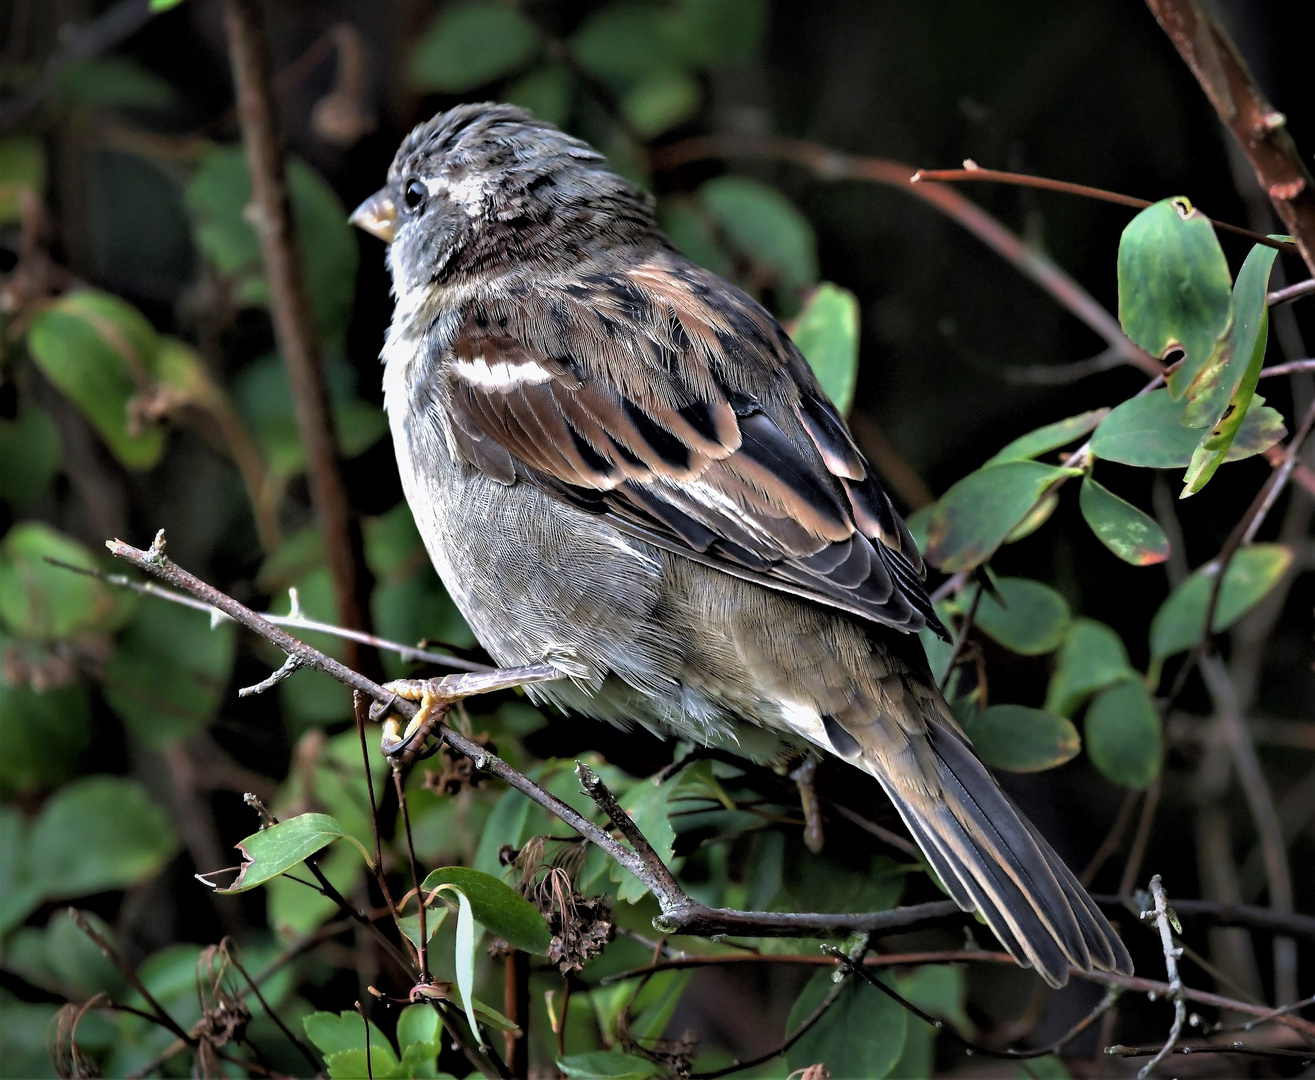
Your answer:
[440,248,946,638]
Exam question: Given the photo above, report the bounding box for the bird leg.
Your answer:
[789,756,826,853]
[372,663,562,760]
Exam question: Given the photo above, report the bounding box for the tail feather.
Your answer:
[861,711,1132,988]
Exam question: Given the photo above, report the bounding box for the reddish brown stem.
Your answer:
[222,0,378,677]
[1145,0,1315,276]
[653,136,1163,378]
[912,165,1296,253]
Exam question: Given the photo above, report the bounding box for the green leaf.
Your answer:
[1149,544,1293,661]
[0,406,61,507]
[986,409,1107,465]
[1182,242,1280,495]
[787,969,907,1079]
[304,1011,400,1076]
[186,149,358,345]
[963,705,1081,772]
[407,2,540,92]
[396,1003,440,1050]
[419,867,552,954]
[505,63,575,128]
[0,522,122,641]
[658,198,733,277]
[150,0,187,10]
[620,68,700,137]
[557,1051,660,1079]
[474,787,535,876]
[234,352,386,479]
[102,598,235,746]
[27,776,177,900]
[1090,388,1284,468]
[571,6,678,82]
[0,682,90,795]
[397,905,448,952]
[57,58,173,109]
[666,0,769,67]
[1085,679,1161,789]
[450,886,483,1047]
[222,812,367,893]
[698,177,818,294]
[897,965,973,1036]
[925,462,1081,572]
[0,136,45,224]
[971,577,1071,655]
[791,283,860,413]
[1117,197,1233,400]
[1079,476,1171,565]
[26,290,165,469]
[1045,619,1136,716]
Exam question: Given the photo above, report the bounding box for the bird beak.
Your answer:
[350,189,397,243]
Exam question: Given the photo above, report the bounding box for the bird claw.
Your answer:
[376,678,453,759]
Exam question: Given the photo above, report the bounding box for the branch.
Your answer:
[652,136,1162,377]
[1145,0,1315,276]
[1109,1042,1315,1061]
[222,0,376,676]
[912,163,1296,253]
[1138,876,1187,1077]
[42,557,490,672]
[1268,279,1315,307]
[108,531,412,715]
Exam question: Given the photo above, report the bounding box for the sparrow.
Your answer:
[351,103,1132,988]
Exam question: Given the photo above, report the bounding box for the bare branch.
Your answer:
[912,163,1295,252]
[1138,876,1187,1077]
[1268,280,1315,307]
[652,136,1163,378]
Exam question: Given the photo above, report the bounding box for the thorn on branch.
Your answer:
[238,654,302,697]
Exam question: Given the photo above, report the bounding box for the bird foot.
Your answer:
[371,663,563,760]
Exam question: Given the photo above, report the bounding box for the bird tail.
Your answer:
[855,692,1133,987]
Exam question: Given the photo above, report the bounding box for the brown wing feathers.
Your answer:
[443,253,945,638]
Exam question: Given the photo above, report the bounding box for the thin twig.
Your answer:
[1138,875,1187,1078]
[1260,358,1315,377]
[351,690,403,942]
[1082,787,1142,888]
[938,581,985,692]
[44,557,491,672]
[1110,1042,1314,1060]
[687,971,849,1079]
[67,909,193,1046]
[223,941,322,1075]
[1268,279,1315,307]
[393,766,429,980]
[1199,656,1298,1004]
[826,801,919,858]
[652,136,1162,377]
[223,0,376,676]
[1120,775,1161,898]
[910,163,1296,252]
[834,946,1120,1059]
[238,655,302,697]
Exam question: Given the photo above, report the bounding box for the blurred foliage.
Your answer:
[0,0,1311,1077]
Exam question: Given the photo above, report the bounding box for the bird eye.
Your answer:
[403,179,427,212]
